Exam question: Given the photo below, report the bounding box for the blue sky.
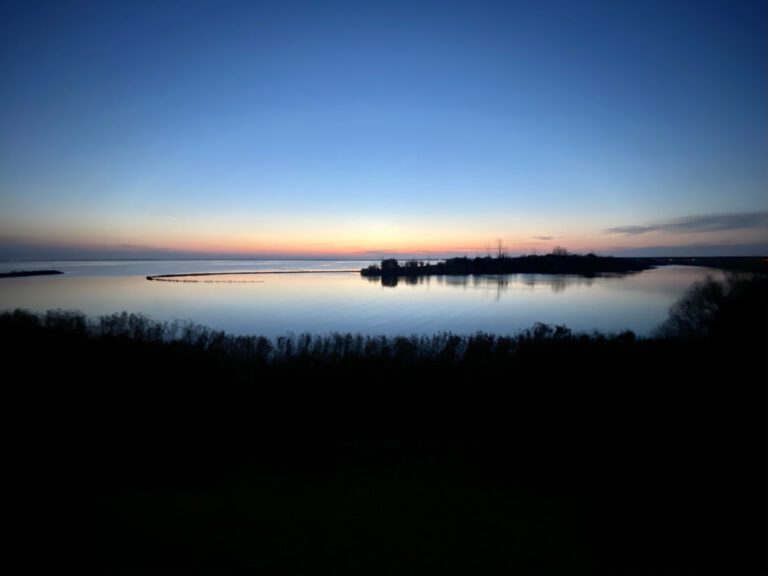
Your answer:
[1,0,766,258]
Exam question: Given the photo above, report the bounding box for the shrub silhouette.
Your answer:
[656,274,768,341]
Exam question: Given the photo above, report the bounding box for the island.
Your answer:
[0,269,63,278]
[361,251,654,279]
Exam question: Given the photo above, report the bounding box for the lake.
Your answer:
[0,260,725,337]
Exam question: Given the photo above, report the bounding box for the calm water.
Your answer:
[0,260,725,337]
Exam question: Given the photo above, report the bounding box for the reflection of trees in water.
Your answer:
[374,275,433,288]
[473,275,509,300]
[521,274,596,294]
[443,276,469,288]
[370,273,622,295]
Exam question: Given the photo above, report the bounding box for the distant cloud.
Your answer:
[606,211,768,236]
[533,236,554,241]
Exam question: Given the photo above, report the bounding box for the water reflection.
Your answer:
[368,272,613,295]
[0,264,726,337]
[519,274,597,294]
[369,275,432,288]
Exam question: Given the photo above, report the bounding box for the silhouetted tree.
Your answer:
[381,259,399,275]
[655,274,768,341]
[496,238,507,258]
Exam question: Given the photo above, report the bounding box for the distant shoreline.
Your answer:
[361,255,768,278]
[361,254,654,278]
[0,270,63,278]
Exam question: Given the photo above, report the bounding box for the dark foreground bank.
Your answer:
[1,276,766,574]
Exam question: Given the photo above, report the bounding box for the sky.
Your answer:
[1,0,766,259]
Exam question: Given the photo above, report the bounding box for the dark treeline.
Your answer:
[361,253,768,280]
[362,251,653,279]
[1,275,766,574]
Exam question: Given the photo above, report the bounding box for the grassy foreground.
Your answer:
[1,275,766,573]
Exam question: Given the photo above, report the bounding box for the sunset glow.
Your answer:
[1,0,766,259]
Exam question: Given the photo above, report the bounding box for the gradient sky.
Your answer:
[1,0,766,259]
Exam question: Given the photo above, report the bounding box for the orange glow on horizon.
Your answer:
[6,215,764,258]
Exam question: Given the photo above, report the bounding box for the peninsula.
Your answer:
[361,252,654,278]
